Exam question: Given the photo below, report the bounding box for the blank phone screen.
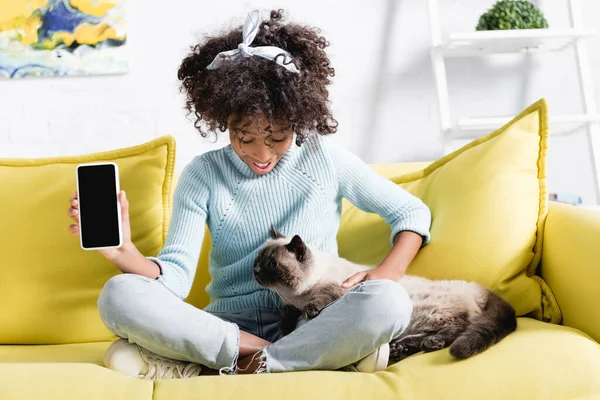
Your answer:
[77,164,120,249]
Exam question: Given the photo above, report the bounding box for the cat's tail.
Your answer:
[449,290,517,359]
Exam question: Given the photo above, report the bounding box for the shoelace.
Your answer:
[137,345,203,380]
[255,352,268,374]
[219,350,268,375]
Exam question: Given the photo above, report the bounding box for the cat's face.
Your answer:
[252,226,312,292]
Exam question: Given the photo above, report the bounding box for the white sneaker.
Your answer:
[103,338,203,380]
[343,343,390,373]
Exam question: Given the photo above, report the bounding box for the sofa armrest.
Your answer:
[540,202,600,343]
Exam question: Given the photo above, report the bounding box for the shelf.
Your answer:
[449,113,600,139]
[579,205,600,212]
[437,28,595,57]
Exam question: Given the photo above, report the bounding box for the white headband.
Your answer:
[206,9,300,74]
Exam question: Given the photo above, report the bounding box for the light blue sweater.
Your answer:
[147,134,431,313]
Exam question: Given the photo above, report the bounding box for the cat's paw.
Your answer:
[421,335,446,352]
[389,341,416,363]
[391,342,409,354]
[303,303,321,319]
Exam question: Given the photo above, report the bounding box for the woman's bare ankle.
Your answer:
[238,330,271,358]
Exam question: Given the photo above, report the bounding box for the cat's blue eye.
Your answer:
[268,259,277,270]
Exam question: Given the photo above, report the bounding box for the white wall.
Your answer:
[1,0,599,204]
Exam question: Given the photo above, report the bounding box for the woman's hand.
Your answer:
[68,189,134,261]
[341,266,405,289]
[341,231,424,289]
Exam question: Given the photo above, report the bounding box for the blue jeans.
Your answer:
[97,273,412,373]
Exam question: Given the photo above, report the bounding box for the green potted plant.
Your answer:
[476,0,549,31]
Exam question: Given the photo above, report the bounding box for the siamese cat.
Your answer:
[252,227,517,363]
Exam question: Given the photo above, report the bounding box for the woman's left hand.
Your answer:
[341,266,404,289]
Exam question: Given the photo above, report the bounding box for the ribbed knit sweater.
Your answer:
[147,134,431,313]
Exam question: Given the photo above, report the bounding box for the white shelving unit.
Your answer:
[454,114,600,139]
[427,0,600,204]
[440,28,595,56]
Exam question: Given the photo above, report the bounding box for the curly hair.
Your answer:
[177,9,338,145]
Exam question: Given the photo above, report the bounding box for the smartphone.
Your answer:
[75,162,123,250]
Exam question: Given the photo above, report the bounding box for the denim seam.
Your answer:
[256,308,264,339]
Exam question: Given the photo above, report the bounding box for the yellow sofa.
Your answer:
[1,100,600,399]
[2,169,600,400]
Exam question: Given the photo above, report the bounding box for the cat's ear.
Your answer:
[270,225,285,239]
[286,235,306,262]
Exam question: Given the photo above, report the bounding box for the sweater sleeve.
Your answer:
[325,137,432,247]
[146,156,209,300]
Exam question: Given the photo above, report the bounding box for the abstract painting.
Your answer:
[0,0,127,79]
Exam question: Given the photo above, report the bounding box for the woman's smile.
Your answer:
[252,162,272,171]
[228,113,294,175]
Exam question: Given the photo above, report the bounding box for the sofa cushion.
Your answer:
[2,319,596,399]
[337,99,558,321]
[149,319,600,400]
[0,322,598,399]
[0,135,176,344]
[0,363,152,400]
[0,341,152,400]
